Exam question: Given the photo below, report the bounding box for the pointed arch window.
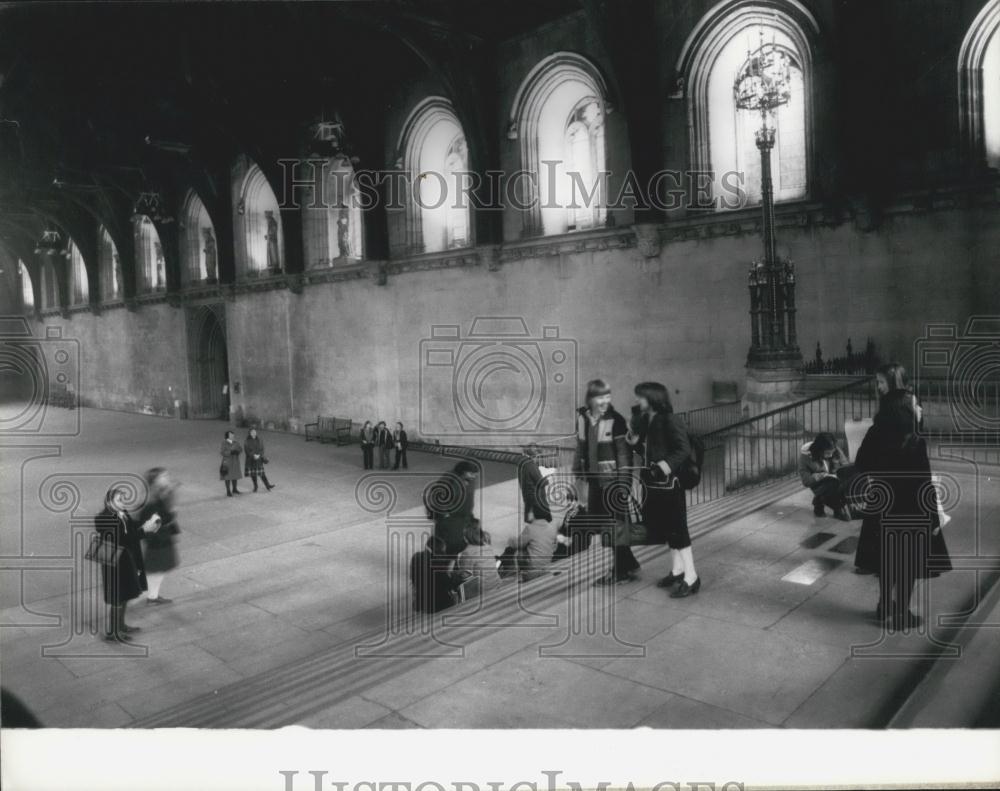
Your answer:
[18,260,34,311]
[674,1,818,210]
[959,0,1000,169]
[303,157,364,267]
[98,225,122,301]
[509,52,612,236]
[69,240,89,305]
[134,215,166,292]
[396,97,472,255]
[181,191,218,283]
[239,164,283,275]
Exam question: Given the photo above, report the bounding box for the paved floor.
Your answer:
[2,406,999,728]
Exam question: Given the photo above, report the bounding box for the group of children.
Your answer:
[359,421,409,470]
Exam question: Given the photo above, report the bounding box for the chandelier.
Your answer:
[734,29,793,140]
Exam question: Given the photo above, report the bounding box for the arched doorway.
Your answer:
[191,306,229,419]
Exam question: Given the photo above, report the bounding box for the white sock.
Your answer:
[147,572,165,599]
[671,550,684,576]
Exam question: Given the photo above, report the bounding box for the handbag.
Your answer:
[85,533,124,566]
[261,456,269,465]
[219,462,228,478]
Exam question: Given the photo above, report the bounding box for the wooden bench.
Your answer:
[304,416,352,445]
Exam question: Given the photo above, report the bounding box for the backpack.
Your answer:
[674,431,705,490]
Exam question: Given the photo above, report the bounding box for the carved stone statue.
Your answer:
[154,242,166,289]
[336,206,352,259]
[202,227,218,282]
[265,210,281,271]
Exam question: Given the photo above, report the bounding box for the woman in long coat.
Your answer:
[220,430,243,496]
[852,390,952,629]
[135,468,180,605]
[631,382,699,598]
[95,486,161,640]
[244,427,275,491]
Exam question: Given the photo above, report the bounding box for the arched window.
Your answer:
[302,157,364,267]
[68,240,89,305]
[509,53,611,236]
[18,260,34,311]
[98,225,122,301]
[40,260,58,310]
[239,164,283,275]
[959,0,1000,169]
[181,191,218,283]
[396,97,472,254]
[134,215,166,292]
[675,1,817,210]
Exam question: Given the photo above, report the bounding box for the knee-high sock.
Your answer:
[679,546,698,584]
[147,571,166,599]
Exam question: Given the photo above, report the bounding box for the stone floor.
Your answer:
[2,406,999,728]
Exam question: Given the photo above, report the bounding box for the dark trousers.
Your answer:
[588,480,639,575]
[810,476,846,511]
[249,473,272,490]
[362,445,374,470]
[379,447,391,469]
[879,527,925,619]
[393,448,408,469]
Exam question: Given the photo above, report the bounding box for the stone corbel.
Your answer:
[367,260,388,286]
[632,223,662,258]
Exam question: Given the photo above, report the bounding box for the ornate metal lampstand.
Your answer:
[735,33,803,410]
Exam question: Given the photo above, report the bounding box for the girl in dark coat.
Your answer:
[220,430,243,496]
[393,422,409,470]
[95,486,162,640]
[244,427,275,492]
[631,382,700,598]
[135,467,181,605]
[852,390,952,629]
[360,421,375,470]
[375,421,393,470]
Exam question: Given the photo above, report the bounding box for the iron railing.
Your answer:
[678,400,744,435]
[686,377,877,506]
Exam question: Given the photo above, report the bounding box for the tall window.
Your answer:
[18,260,34,311]
[396,97,472,254]
[960,0,1000,169]
[239,164,283,275]
[302,157,364,267]
[181,191,218,283]
[134,215,166,291]
[675,2,817,210]
[40,260,58,310]
[69,240,89,304]
[509,52,611,236]
[98,225,121,301]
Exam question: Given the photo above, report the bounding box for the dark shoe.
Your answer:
[670,577,701,598]
[227,492,233,498]
[232,489,241,495]
[874,600,890,621]
[253,486,259,492]
[266,483,275,490]
[834,507,850,522]
[813,504,825,517]
[104,632,133,643]
[657,572,683,589]
[146,596,173,605]
[121,624,141,634]
[594,572,635,586]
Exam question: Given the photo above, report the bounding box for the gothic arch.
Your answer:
[673,0,820,206]
[508,52,614,236]
[958,0,1000,169]
[395,96,472,254]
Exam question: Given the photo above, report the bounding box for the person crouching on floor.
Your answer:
[799,432,850,520]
